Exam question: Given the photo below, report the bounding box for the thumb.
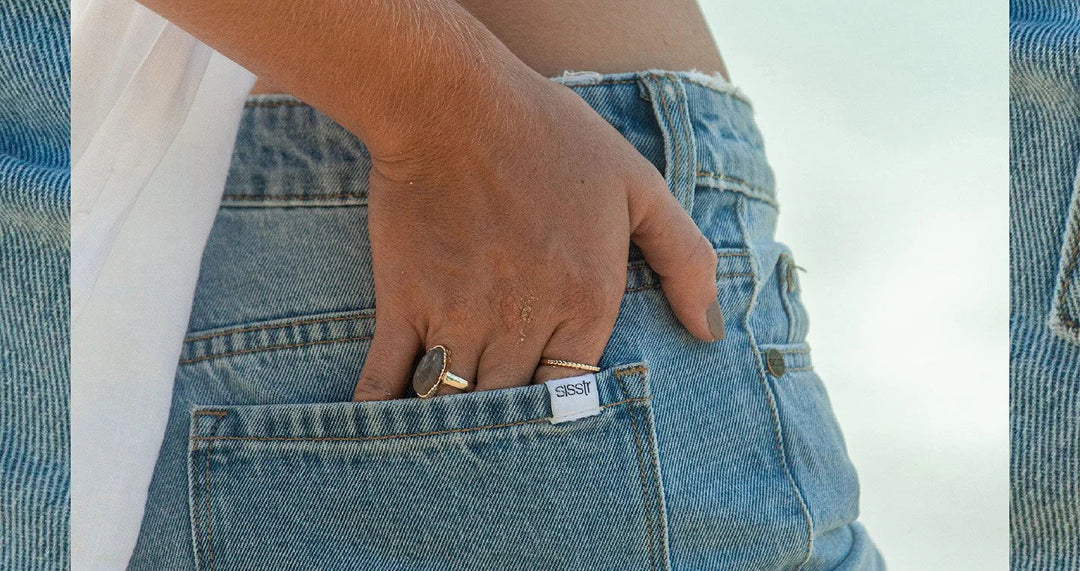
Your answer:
[628,176,724,342]
[353,314,420,401]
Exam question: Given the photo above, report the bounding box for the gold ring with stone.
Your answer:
[412,345,470,399]
[538,358,601,373]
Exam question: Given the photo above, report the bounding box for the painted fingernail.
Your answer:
[706,300,726,341]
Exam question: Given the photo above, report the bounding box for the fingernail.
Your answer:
[706,300,726,341]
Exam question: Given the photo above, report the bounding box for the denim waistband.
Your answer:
[223,70,777,212]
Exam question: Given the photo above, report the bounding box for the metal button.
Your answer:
[765,349,786,377]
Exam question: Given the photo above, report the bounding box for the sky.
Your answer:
[700,1,1008,568]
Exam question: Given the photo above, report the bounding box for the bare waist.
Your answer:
[253,0,726,94]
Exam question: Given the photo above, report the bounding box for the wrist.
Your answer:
[364,49,545,166]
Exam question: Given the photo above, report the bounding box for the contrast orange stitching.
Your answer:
[188,397,650,443]
[185,313,374,343]
[193,411,228,418]
[614,365,649,378]
[179,335,373,365]
[616,372,657,571]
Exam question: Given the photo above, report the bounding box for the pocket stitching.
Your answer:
[614,367,668,570]
[1053,219,1080,335]
[188,397,651,444]
[179,335,373,365]
[1050,173,1080,344]
[203,440,216,571]
[191,414,226,570]
[615,369,657,571]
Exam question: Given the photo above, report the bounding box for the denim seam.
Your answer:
[188,397,650,442]
[216,174,775,204]
[204,440,215,571]
[695,171,779,208]
[626,273,754,293]
[185,313,374,342]
[179,272,749,364]
[191,413,224,570]
[626,251,749,271]
[571,79,637,86]
[778,254,799,342]
[670,73,697,214]
[183,255,748,346]
[735,195,815,569]
[637,371,670,570]
[614,369,659,571]
[191,443,205,568]
[654,75,690,212]
[221,194,368,202]
[179,335,374,365]
[1054,206,1080,334]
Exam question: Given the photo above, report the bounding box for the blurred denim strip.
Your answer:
[130,71,881,569]
[1010,1,1080,568]
[0,0,70,569]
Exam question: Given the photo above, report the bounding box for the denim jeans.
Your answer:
[1010,2,1080,568]
[130,70,882,570]
[0,0,70,569]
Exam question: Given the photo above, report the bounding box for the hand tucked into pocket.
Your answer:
[132,0,725,400]
[353,69,725,400]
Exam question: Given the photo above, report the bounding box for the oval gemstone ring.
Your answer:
[412,345,470,399]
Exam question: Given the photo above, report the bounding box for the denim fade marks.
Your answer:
[0,0,70,569]
[1011,1,1080,568]
[130,71,881,569]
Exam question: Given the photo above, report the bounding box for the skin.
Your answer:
[137,0,728,399]
[253,0,728,91]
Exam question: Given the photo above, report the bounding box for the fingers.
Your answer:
[432,338,481,396]
[627,174,724,342]
[474,337,543,391]
[531,318,611,384]
[353,313,422,402]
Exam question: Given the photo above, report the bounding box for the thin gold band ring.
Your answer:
[538,358,601,373]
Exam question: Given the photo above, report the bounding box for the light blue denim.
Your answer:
[0,1,70,569]
[1010,2,1080,568]
[130,70,882,570]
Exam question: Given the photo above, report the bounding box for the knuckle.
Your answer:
[685,234,718,276]
[562,270,620,318]
[353,376,393,401]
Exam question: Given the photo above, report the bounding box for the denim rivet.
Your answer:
[765,349,786,377]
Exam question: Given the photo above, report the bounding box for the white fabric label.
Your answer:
[545,373,601,424]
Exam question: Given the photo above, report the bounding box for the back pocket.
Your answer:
[187,362,668,571]
[1049,164,1080,345]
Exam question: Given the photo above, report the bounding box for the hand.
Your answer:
[353,70,724,400]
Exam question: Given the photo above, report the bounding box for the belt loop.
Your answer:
[637,72,697,215]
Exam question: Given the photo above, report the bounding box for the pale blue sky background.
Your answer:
[700,1,1007,569]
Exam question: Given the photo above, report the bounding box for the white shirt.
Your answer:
[71,1,254,568]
